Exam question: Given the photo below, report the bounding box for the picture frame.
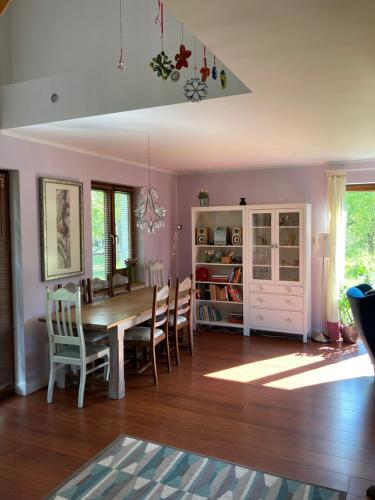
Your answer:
[39,177,84,281]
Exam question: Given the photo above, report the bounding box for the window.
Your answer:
[91,183,135,279]
[345,183,375,287]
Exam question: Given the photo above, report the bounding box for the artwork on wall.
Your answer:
[39,177,84,281]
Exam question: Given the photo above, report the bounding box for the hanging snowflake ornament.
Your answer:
[184,77,208,103]
[150,51,175,80]
[200,45,210,82]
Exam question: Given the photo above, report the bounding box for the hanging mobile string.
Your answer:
[181,23,184,44]
[117,0,125,69]
[155,0,164,51]
[195,37,197,72]
[148,134,151,188]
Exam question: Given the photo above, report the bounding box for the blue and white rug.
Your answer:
[48,435,345,499]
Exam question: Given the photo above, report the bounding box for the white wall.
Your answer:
[0,8,11,86]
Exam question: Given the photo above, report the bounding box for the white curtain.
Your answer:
[326,170,347,325]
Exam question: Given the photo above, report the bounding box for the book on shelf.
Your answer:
[228,312,244,324]
[197,283,242,302]
[196,304,222,322]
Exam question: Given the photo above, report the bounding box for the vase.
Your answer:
[199,197,209,207]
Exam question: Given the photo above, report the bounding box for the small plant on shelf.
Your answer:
[197,189,209,207]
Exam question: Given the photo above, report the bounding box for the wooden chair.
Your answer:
[108,268,131,296]
[57,280,88,305]
[125,285,171,385]
[45,286,110,408]
[148,260,165,287]
[169,276,193,366]
[87,277,111,303]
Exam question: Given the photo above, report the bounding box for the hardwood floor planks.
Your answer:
[0,332,374,498]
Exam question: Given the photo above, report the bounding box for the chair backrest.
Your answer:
[149,260,165,287]
[173,276,193,323]
[108,268,130,296]
[87,277,110,303]
[45,286,84,352]
[150,284,170,341]
[347,285,375,366]
[57,279,88,305]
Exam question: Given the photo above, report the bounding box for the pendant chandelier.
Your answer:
[134,135,167,233]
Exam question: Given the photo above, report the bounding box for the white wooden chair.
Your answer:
[169,276,193,365]
[125,285,171,385]
[148,260,165,287]
[45,286,110,408]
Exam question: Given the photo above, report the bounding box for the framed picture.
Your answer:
[40,177,84,281]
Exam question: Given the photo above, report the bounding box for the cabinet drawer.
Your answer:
[250,293,303,311]
[250,283,303,295]
[250,308,303,332]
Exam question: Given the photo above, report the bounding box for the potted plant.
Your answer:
[197,189,209,207]
[338,286,358,344]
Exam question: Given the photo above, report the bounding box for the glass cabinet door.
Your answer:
[251,212,273,281]
[277,211,300,283]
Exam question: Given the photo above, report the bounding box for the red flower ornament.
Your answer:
[175,44,192,70]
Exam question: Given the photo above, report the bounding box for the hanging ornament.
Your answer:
[150,1,174,80]
[212,55,217,80]
[117,0,126,70]
[170,69,180,82]
[200,46,210,82]
[175,44,192,70]
[220,69,227,90]
[175,25,192,70]
[184,37,208,103]
[184,78,208,103]
[150,51,174,80]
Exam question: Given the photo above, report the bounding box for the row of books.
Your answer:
[197,283,242,303]
[196,305,222,322]
[201,267,242,284]
[228,312,244,325]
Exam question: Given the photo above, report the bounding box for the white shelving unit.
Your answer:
[192,206,246,333]
[246,204,311,342]
[192,204,311,342]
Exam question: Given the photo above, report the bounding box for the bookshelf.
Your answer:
[192,206,246,332]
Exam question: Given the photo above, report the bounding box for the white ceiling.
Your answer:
[5,0,375,173]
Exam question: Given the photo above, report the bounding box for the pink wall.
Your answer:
[176,162,375,331]
[0,134,176,393]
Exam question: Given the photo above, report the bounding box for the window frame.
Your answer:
[91,181,136,276]
[346,183,375,192]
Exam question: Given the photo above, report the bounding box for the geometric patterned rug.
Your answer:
[47,435,346,499]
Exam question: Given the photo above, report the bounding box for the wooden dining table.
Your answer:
[40,286,195,400]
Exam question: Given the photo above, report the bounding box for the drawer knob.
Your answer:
[286,286,292,292]
[285,318,292,323]
[257,315,264,320]
[286,299,292,305]
[257,297,264,302]
[258,285,264,290]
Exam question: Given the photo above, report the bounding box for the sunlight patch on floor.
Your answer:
[264,354,373,390]
[205,352,327,383]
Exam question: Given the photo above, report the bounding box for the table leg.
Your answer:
[108,326,125,399]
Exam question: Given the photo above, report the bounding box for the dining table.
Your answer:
[40,286,194,400]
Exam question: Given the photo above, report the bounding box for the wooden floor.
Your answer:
[1,331,375,499]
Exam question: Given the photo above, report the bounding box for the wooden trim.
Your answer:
[0,0,11,16]
[346,183,375,192]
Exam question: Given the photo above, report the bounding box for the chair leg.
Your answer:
[78,364,87,408]
[187,320,193,356]
[47,362,56,404]
[174,327,180,366]
[165,335,171,373]
[151,346,158,385]
[104,356,110,382]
